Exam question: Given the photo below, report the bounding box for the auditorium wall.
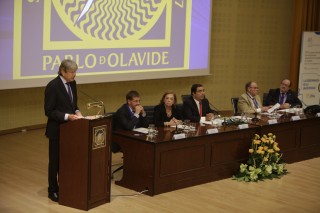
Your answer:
[0,0,294,132]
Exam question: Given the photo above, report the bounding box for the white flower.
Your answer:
[277,164,284,174]
[265,165,272,174]
[240,164,248,173]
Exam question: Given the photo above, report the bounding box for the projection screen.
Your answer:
[0,0,212,90]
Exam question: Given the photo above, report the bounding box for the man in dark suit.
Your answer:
[114,90,149,131]
[265,79,302,109]
[182,84,216,122]
[44,59,83,202]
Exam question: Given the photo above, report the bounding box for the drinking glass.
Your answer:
[148,124,155,136]
[183,120,190,132]
[293,105,301,115]
[189,123,196,132]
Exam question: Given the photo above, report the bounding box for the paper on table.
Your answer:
[133,128,148,134]
[267,103,280,113]
[170,124,184,128]
[84,115,99,120]
[231,116,252,120]
[200,117,225,125]
[200,117,212,124]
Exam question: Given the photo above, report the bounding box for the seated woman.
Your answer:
[153,91,183,127]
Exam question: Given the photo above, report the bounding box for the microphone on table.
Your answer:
[172,118,181,134]
[251,112,259,123]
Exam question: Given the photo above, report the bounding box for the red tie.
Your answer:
[199,101,202,116]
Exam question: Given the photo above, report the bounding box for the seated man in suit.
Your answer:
[264,79,302,109]
[115,90,149,131]
[238,81,270,114]
[182,84,216,122]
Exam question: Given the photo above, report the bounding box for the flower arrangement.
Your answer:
[233,133,288,182]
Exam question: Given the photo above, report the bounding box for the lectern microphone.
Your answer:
[87,101,104,109]
[87,101,105,117]
[78,89,106,115]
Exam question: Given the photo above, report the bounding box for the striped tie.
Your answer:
[252,98,259,108]
[66,82,73,104]
[279,93,285,104]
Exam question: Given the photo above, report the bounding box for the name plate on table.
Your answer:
[316,112,320,117]
[268,119,278,124]
[291,115,300,121]
[173,133,186,140]
[206,128,218,134]
[238,124,249,129]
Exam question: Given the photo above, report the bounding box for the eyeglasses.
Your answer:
[250,87,259,89]
[131,99,141,103]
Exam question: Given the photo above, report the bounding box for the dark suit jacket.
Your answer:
[44,76,79,140]
[182,96,214,122]
[114,104,149,130]
[153,104,183,127]
[265,88,302,107]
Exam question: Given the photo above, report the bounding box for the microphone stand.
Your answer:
[221,117,228,126]
[251,112,259,123]
[207,99,220,116]
[173,124,179,134]
[173,123,182,134]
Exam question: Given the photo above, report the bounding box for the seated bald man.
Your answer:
[264,79,302,109]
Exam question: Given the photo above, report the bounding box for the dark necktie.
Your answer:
[279,93,285,104]
[129,107,138,128]
[131,110,135,118]
[252,98,259,108]
[66,82,73,104]
[199,101,202,116]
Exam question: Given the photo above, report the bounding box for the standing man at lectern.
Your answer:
[182,84,215,122]
[44,59,83,202]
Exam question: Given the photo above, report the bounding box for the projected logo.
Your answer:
[14,0,191,79]
[44,0,172,49]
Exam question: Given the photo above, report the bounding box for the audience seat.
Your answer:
[263,93,268,106]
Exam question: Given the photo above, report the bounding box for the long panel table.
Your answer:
[112,124,259,195]
[112,113,320,196]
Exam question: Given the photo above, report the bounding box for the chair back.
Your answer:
[262,93,268,106]
[231,97,239,115]
[143,105,154,124]
[181,95,190,103]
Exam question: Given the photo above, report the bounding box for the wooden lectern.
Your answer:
[59,116,112,211]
